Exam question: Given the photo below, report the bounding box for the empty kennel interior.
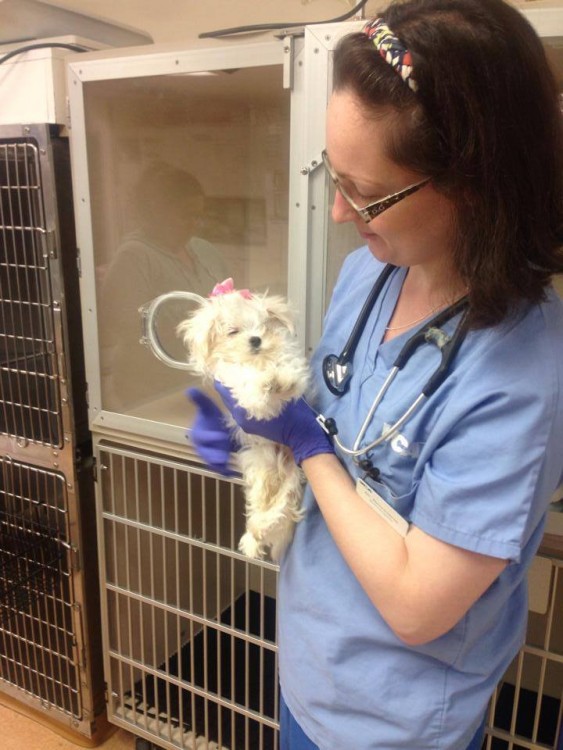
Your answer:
[97,442,279,750]
[0,457,77,713]
[0,124,104,739]
[0,134,63,445]
[0,129,88,449]
[485,555,562,750]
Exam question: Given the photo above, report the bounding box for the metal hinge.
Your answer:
[65,96,72,131]
[91,455,98,483]
[76,246,82,277]
[70,544,81,572]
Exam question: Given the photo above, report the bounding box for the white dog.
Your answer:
[177,279,310,561]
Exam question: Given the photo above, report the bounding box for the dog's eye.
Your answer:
[227,328,239,337]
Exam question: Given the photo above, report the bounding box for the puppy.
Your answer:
[177,279,310,561]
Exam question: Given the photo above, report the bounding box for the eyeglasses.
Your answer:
[321,149,431,223]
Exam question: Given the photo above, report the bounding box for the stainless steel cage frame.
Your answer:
[485,554,562,750]
[0,123,104,741]
[97,441,279,750]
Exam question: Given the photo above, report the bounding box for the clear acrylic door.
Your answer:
[77,61,289,426]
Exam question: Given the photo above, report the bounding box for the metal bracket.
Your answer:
[281,34,295,90]
[274,27,305,40]
[275,27,304,90]
[300,154,323,176]
[42,228,57,259]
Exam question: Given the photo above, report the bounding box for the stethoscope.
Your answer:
[319,264,470,480]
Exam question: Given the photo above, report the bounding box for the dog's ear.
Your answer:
[263,296,296,335]
[176,301,217,375]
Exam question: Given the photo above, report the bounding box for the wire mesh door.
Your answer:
[98,442,279,750]
[484,556,562,750]
[0,134,63,447]
[0,455,83,718]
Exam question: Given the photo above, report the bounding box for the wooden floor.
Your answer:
[0,699,137,750]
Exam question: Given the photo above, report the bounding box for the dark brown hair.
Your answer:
[333,0,563,327]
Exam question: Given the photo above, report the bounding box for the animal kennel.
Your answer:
[0,3,152,741]
[0,122,105,739]
[48,5,563,749]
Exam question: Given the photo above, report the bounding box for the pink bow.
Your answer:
[210,277,252,300]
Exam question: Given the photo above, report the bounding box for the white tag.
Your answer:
[356,478,410,537]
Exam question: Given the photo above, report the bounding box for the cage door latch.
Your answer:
[41,228,58,259]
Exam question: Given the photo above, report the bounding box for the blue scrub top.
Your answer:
[278,247,563,750]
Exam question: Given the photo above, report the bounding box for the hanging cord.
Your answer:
[0,42,90,66]
[199,0,370,39]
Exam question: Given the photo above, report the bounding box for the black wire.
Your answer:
[199,0,370,39]
[0,42,90,65]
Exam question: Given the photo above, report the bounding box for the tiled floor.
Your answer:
[0,699,137,750]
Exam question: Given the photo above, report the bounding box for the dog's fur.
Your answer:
[178,287,310,560]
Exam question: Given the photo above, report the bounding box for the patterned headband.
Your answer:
[363,17,418,93]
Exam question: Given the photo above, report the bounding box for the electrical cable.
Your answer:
[0,42,90,66]
[199,0,370,39]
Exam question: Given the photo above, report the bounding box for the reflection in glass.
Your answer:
[83,67,290,423]
[100,163,226,408]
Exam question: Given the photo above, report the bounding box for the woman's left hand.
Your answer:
[214,380,334,465]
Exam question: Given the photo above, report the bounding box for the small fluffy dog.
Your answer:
[177,278,310,561]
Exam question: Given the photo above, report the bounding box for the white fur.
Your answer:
[178,290,310,561]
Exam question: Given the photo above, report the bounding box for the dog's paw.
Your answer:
[238,531,265,559]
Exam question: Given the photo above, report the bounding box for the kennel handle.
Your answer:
[139,291,205,370]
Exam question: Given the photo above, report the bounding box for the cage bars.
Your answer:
[0,139,62,447]
[99,443,279,750]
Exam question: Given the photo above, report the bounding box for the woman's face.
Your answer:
[326,88,457,275]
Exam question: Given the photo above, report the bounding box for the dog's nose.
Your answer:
[249,336,262,350]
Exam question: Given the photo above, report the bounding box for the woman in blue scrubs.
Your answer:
[187,0,563,747]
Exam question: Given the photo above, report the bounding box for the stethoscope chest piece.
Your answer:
[323,354,353,396]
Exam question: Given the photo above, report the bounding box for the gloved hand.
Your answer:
[186,388,238,476]
[214,380,334,466]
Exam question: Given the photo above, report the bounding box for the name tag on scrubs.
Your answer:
[356,478,410,537]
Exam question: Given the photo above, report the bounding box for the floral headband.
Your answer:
[363,17,418,93]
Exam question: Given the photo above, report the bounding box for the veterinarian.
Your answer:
[187,0,563,747]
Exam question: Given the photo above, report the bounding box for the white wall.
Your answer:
[42,0,383,44]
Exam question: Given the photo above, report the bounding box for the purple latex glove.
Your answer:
[186,388,238,476]
[214,380,334,466]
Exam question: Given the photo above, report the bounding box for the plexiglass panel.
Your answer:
[82,66,290,423]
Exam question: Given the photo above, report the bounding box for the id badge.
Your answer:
[356,478,410,537]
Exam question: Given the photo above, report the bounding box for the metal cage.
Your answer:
[485,556,562,750]
[0,124,104,741]
[0,137,63,446]
[0,457,69,627]
[96,439,563,750]
[0,457,80,715]
[97,441,279,750]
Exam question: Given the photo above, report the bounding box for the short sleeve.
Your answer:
[411,328,560,562]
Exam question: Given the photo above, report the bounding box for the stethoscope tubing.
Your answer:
[321,264,471,462]
[323,263,397,396]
